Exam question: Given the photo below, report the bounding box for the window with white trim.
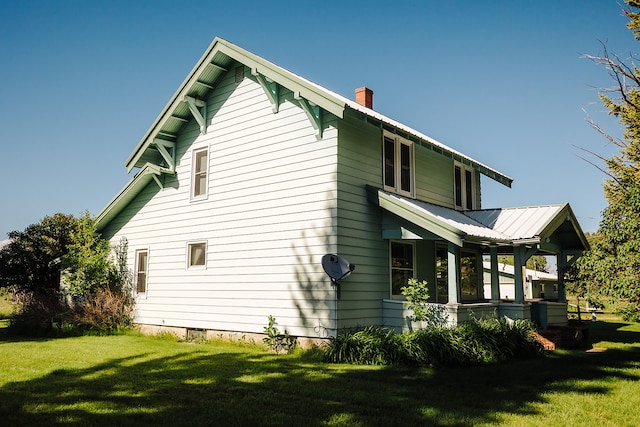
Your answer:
[188,242,207,269]
[135,249,149,294]
[383,135,414,196]
[460,250,481,301]
[191,148,208,199]
[390,241,415,298]
[454,162,476,210]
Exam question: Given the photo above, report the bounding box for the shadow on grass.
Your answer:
[0,322,638,426]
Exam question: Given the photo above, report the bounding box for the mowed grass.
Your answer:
[0,318,639,427]
[0,289,14,319]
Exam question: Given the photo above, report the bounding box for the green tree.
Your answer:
[580,0,640,320]
[0,213,77,293]
[498,255,549,273]
[60,211,112,297]
[0,213,135,334]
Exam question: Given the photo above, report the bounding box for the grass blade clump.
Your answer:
[324,317,544,367]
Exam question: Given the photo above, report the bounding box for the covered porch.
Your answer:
[367,186,589,332]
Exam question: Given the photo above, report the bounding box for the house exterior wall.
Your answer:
[101,66,340,338]
[332,110,479,330]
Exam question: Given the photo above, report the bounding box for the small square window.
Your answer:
[188,242,207,268]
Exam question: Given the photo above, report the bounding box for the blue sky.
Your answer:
[0,0,635,239]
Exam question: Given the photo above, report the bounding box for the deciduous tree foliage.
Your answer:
[574,0,640,320]
[0,213,77,292]
[0,213,134,334]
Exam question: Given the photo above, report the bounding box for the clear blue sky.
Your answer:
[0,0,635,239]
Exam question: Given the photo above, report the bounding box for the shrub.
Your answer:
[323,326,404,365]
[613,301,640,322]
[8,290,61,336]
[323,317,543,367]
[64,287,134,333]
[263,315,298,353]
[401,278,449,328]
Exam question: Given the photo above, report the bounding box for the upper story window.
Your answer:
[192,148,209,199]
[384,135,414,197]
[454,162,476,210]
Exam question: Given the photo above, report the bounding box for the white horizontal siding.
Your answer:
[103,68,339,338]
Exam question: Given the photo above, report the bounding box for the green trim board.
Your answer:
[95,164,173,231]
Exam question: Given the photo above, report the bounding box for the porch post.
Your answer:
[447,242,460,304]
[513,246,525,303]
[489,245,500,302]
[557,252,567,303]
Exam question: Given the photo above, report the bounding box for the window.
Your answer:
[460,251,481,301]
[383,135,414,196]
[192,148,208,199]
[435,246,449,304]
[188,242,207,268]
[135,249,148,294]
[454,163,475,210]
[390,241,414,297]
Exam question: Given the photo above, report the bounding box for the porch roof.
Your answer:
[367,186,589,253]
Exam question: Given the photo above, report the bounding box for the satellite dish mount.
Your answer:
[321,254,355,299]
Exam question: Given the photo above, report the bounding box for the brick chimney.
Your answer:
[355,87,373,109]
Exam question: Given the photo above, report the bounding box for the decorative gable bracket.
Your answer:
[152,138,176,171]
[294,91,322,138]
[182,95,207,135]
[251,67,279,113]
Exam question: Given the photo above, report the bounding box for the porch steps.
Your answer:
[533,325,587,350]
[531,331,556,351]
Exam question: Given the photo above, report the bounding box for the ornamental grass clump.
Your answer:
[323,325,404,365]
[323,317,544,367]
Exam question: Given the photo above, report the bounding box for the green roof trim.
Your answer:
[124,37,512,188]
[95,164,173,231]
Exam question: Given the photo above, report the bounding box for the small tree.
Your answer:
[60,211,112,298]
[401,278,448,328]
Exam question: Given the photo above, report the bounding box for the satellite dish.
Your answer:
[322,254,355,282]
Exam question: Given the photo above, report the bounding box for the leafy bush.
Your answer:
[323,317,543,367]
[613,301,640,322]
[263,315,298,353]
[64,287,134,333]
[8,290,61,336]
[401,278,449,328]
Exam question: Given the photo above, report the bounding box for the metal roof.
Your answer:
[124,37,512,187]
[482,262,557,281]
[369,186,589,252]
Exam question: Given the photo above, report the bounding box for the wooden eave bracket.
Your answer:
[153,139,176,171]
[182,95,207,134]
[294,91,322,138]
[251,67,279,113]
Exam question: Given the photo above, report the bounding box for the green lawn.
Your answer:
[0,318,639,426]
[0,290,13,319]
